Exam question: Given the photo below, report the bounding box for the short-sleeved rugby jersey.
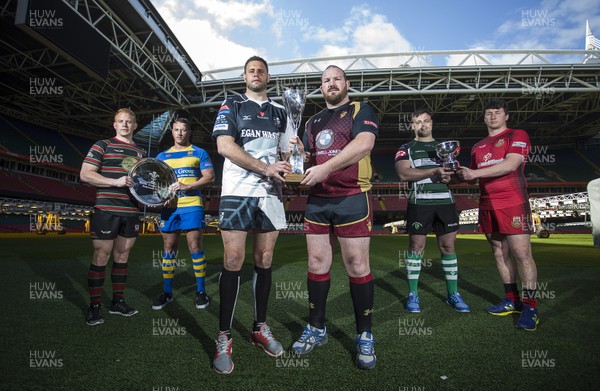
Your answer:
[156,145,213,209]
[395,139,454,205]
[212,94,291,197]
[470,128,530,210]
[303,101,378,197]
[83,137,146,216]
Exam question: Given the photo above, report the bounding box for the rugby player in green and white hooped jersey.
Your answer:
[394,107,471,314]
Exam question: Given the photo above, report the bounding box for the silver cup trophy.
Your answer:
[282,87,306,182]
[128,158,178,207]
[435,140,461,170]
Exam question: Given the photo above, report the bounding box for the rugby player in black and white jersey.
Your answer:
[211,56,293,375]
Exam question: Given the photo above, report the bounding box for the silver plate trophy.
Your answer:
[435,140,461,170]
[128,158,177,206]
[282,87,306,183]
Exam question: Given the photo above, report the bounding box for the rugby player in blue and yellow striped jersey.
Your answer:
[153,118,215,310]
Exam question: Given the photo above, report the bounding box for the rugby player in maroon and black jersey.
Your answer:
[289,65,379,369]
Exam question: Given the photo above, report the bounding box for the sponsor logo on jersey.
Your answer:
[240,129,280,139]
[213,124,228,131]
[219,104,229,111]
[363,120,378,128]
[316,129,334,149]
[274,116,281,128]
[243,115,252,121]
[339,111,348,118]
[174,168,197,177]
[512,141,527,148]
[258,111,270,120]
[483,152,493,162]
[495,139,505,147]
[511,216,522,228]
[479,157,504,168]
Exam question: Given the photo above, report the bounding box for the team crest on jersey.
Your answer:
[367,221,372,232]
[495,139,505,147]
[339,111,348,119]
[412,222,422,230]
[274,116,281,128]
[511,216,522,228]
[121,157,138,171]
[316,129,334,149]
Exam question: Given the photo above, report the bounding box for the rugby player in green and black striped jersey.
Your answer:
[80,108,146,326]
[394,107,470,314]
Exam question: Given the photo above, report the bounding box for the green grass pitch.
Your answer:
[2,233,599,390]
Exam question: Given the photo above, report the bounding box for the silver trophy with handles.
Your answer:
[435,140,461,170]
[282,87,306,183]
[128,158,177,206]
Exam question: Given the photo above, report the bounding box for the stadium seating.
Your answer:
[0,169,94,204]
[0,115,93,171]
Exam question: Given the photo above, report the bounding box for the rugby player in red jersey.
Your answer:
[458,99,539,331]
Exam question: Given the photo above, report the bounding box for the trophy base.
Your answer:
[284,173,306,183]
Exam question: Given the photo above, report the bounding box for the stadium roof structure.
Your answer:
[0,1,599,154]
[0,0,200,148]
[197,47,600,151]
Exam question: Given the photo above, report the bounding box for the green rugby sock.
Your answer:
[441,253,458,295]
[406,251,422,293]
